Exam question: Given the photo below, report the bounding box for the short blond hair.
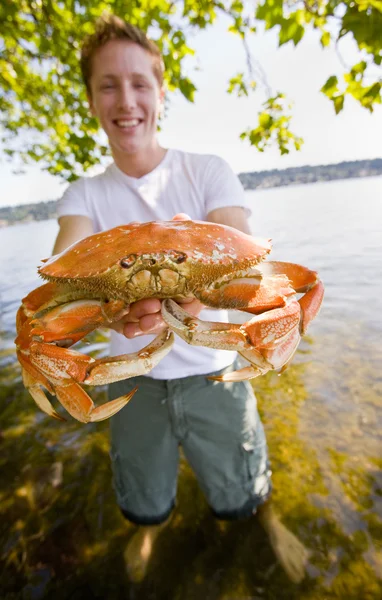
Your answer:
[80,14,164,95]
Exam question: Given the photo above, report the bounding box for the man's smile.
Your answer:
[113,118,143,129]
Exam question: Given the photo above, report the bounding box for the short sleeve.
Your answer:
[203,155,251,217]
[56,178,91,219]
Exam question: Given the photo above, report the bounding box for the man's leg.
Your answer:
[179,362,309,583]
[108,377,178,582]
[256,499,309,583]
[123,515,172,582]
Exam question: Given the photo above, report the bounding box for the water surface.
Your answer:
[0,177,381,599]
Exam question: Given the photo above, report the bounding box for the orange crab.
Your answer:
[15,220,324,423]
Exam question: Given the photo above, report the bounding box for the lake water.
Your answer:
[0,176,381,599]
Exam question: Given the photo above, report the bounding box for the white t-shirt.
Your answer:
[57,149,251,379]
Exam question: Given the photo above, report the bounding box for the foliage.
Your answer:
[0,0,381,180]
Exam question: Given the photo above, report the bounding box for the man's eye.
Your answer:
[101,84,115,90]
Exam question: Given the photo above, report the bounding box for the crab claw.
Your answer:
[208,366,266,382]
[85,330,175,385]
[161,299,247,349]
[22,368,66,421]
[55,382,137,423]
[209,326,302,383]
[161,297,303,383]
[21,362,137,423]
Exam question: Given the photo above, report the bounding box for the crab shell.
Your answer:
[15,220,324,424]
[38,221,273,305]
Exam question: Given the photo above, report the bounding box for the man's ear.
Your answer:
[87,92,97,117]
[158,86,166,117]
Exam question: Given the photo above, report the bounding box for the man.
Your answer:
[53,13,308,584]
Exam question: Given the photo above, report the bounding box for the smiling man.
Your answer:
[52,13,309,584]
[84,32,166,176]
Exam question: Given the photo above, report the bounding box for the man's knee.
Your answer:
[207,477,272,521]
[119,500,175,525]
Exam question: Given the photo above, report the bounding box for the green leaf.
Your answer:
[227,73,249,97]
[240,93,303,155]
[351,61,367,75]
[279,19,304,47]
[320,31,331,47]
[1,0,381,178]
[258,112,273,129]
[321,76,339,98]
[363,82,381,102]
[333,94,345,114]
[255,0,284,28]
[178,77,197,102]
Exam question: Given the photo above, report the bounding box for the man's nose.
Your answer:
[118,82,137,110]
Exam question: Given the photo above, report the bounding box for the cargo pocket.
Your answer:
[241,436,266,486]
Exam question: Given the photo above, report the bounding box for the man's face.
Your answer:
[88,40,164,159]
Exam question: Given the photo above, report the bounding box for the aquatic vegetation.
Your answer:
[1,321,382,598]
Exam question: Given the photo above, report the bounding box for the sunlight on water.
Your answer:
[0,177,381,599]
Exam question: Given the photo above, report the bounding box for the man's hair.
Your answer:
[80,13,164,96]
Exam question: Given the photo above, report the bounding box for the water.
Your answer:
[0,177,381,599]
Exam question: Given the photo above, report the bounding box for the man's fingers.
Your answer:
[139,313,166,333]
[127,298,162,321]
[176,297,205,317]
[123,313,167,338]
[172,213,191,221]
[110,321,126,335]
[123,322,143,338]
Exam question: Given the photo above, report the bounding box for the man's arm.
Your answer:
[53,215,94,254]
[207,205,252,235]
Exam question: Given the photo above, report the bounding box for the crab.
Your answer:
[15,220,324,423]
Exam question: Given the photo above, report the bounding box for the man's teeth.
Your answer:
[116,119,140,128]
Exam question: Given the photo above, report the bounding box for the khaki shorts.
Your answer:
[108,362,271,525]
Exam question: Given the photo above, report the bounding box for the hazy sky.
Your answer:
[1,16,381,207]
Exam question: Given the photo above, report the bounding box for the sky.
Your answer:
[1,15,381,208]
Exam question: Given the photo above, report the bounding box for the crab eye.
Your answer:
[120,254,136,268]
[168,250,187,264]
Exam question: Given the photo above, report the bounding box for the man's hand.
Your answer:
[112,296,204,339]
[110,213,205,339]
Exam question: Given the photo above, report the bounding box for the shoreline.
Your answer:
[1,159,381,227]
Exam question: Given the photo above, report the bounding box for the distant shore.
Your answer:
[238,158,382,191]
[1,158,381,227]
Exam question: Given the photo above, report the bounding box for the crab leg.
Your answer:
[20,330,174,422]
[20,340,135,422]
[55,382,137,423]
[15,296,147,423]
[257,261,324,332]
[216,327,302,382]
[162,298,300,353]
[196,272,295,313]
[162,299,247,348]
[162,298,302,382]
[21,367,65,421]
[20,282,68,316]
[21,365,136,423]
[162,256,324,383]
[37,331,174,422]
[24,298,128,346]
[85,330,175,385]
